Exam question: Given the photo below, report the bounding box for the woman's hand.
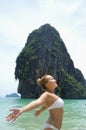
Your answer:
[6,108,22,122]
[34,109,41,117]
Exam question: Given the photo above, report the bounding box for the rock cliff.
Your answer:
[15,24,86,99]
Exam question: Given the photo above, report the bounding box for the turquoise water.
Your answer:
[0,97,86,130]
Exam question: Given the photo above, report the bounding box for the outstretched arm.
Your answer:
[20,92,48,113]
[6,92,48,122]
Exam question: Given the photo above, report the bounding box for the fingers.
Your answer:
[34,112,37,117]
[6,114,16,122]
[34,111,40,117]
[6,111,14,118]
[6,110,19,122]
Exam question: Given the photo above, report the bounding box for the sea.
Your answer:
[0,97,86,130]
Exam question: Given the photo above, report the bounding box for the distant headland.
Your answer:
[5,93,20,97]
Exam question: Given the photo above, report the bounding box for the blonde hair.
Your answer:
[36,75,50,90]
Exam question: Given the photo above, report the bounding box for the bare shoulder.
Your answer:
[36,92,50,104]
[39,92,51,100]
[40,91,50,97]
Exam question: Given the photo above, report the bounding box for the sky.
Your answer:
[0,0,86,97]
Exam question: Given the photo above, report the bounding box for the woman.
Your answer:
[6,74,64,130]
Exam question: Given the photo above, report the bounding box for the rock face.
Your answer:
[15,24,86,99]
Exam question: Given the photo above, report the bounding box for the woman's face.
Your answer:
[45,75,58,89]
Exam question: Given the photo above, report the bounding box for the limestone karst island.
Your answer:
[15,24,86,99]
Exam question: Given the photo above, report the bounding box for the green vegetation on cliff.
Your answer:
[15,24,86,98]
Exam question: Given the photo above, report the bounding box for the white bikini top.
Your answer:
[48,98,64,110]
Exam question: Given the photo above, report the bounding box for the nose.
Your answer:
[54,79,56,82]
